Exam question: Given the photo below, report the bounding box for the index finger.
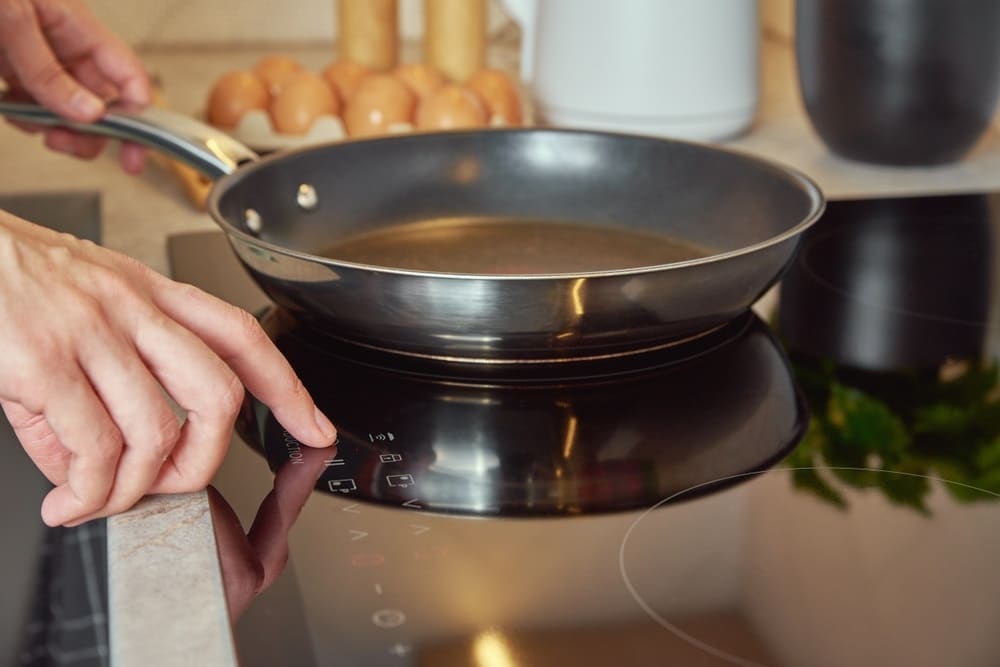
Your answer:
[150,279,338,448]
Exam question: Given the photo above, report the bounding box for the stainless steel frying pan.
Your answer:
[0,101,824,364]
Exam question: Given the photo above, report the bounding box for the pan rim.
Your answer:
[207,128,826,281]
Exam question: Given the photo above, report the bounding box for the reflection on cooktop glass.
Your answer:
[780,193,1000,511]
[167,192,1000,666]
[235,309,806,516]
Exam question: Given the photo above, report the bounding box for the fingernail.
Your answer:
[70,89,104,119]
[314,407,338,442]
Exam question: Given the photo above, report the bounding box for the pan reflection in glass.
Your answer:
[237,310,807,516]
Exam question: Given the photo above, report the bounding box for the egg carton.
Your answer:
[219,95,533,153]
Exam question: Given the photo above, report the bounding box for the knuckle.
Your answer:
[13,383,46,416]
[63,292,109,337]
[76,237,103,256]
[66,289,100,316]
[114,255,156,289]
[217,371,246,417]
[91,427,124,464]
[5,405,46,432]
[120,253,153,275]
[88,262,132,298]
[233,306,269,348]
[283,373,308,401]
[146,412,181,460]
[44,242,73,268]
[172,281,204,302]
[54,231,82,249]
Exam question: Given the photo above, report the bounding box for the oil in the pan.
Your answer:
[318,217,713,274]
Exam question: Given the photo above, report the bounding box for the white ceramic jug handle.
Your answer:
[501,0,537,83]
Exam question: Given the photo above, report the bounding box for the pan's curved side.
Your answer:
[205,129,822,363]
[225,232,801,362]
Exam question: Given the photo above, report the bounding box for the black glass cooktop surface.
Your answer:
[170,192,1000,667]
[235,307,805,517]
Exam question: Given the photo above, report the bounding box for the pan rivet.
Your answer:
[244,208,263,234]
[296,184,318,211]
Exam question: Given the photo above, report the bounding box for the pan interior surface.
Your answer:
[213,130,822,267]
[319,216,713,275]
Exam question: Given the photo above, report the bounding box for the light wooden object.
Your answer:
[424,0,487,82]
[337,0,399,71]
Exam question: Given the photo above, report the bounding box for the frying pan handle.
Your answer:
[0,99,258,180]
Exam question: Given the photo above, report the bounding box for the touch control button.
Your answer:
[372,609,407,628]
[329,479,357,493]
[387,474,415,488]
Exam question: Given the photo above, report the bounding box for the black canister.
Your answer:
[796,0,1000,165]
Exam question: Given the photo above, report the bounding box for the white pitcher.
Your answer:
[504,0,760,141]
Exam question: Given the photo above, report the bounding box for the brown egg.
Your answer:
[415,85,487,131]
[269,72,340,135]
[466,69,522,125]
[343,74,416,138]
[393,63,446,100]
[254,54,304,97]
[322,61,372,103]
[207,70,269,129]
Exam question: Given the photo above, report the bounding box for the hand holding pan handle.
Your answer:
[0,98,258,179]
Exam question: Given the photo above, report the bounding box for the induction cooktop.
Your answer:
[235,307,805,517]
[170,191,1000,667]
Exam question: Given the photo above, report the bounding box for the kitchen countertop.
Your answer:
[3,32,1000,666]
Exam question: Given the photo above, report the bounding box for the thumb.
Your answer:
[1,398,70,485]
[0,3,104,121]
